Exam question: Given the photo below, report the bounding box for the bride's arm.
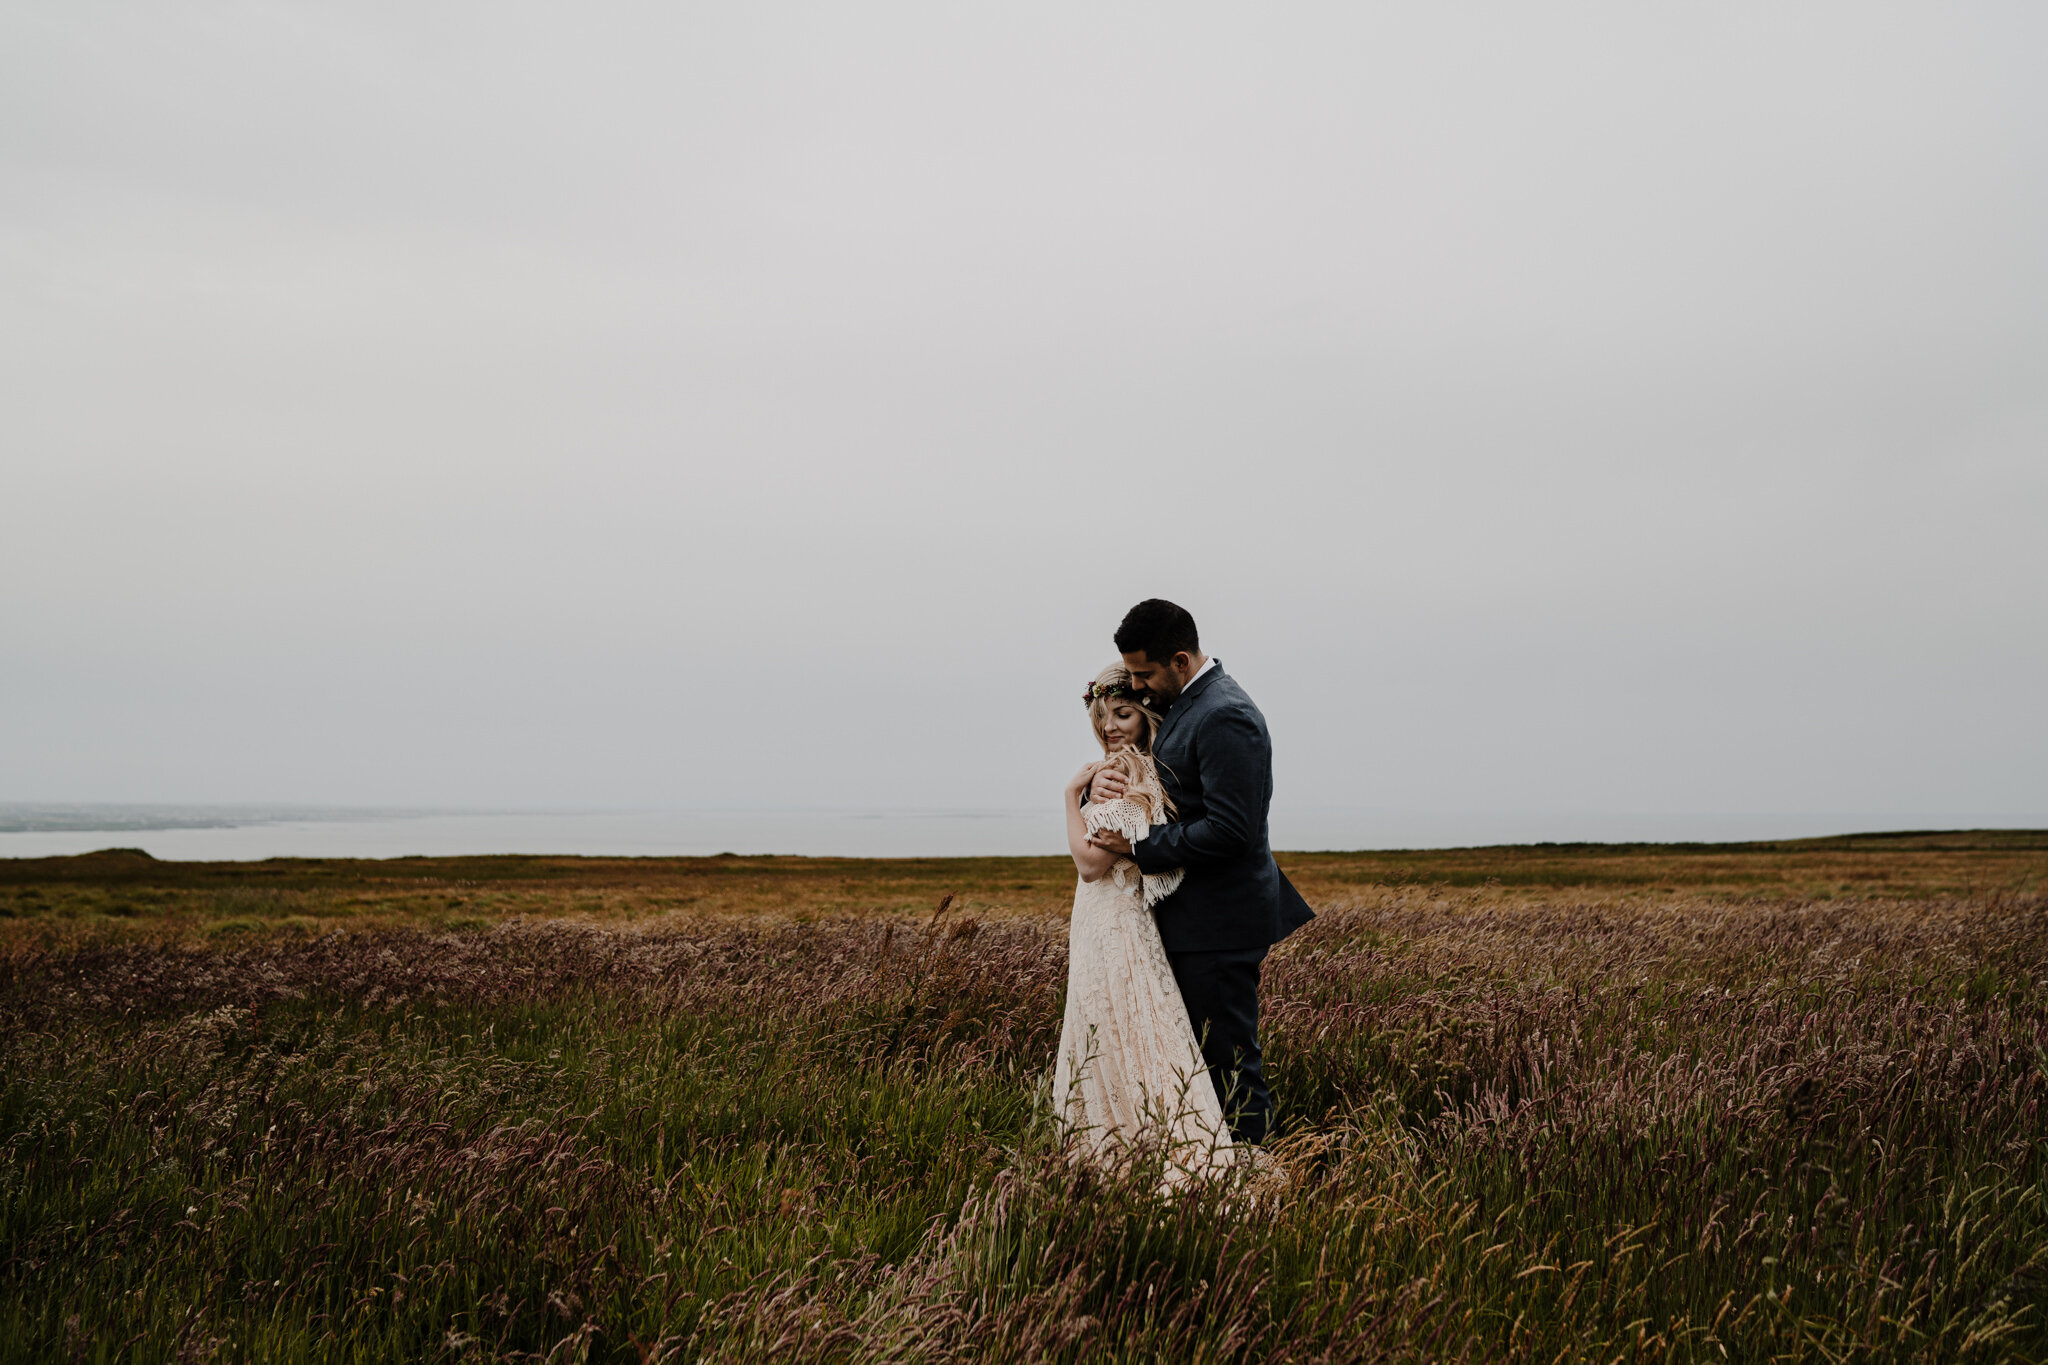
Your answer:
[1065,763,1117,882]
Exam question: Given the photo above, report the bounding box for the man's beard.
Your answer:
[1138,681,1179,707]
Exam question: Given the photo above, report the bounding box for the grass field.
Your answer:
[3,832,2045,1362]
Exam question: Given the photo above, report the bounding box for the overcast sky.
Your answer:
[4,2,2045,825]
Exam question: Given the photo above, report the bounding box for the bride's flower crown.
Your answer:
[1081,679,1146,712]
[1082,679,1139,706]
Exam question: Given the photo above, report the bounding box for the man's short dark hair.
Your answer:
[1115,599,1200,662]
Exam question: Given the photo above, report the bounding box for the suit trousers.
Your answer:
[1166,945,1272,1144]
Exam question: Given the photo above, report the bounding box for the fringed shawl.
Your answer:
[1083,755,1184,910]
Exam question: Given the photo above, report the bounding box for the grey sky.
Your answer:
[4,2,2045,823]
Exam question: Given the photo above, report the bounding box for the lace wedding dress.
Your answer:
[1051,794,1234,1188]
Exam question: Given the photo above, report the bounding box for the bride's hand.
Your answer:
[1067,761,1104,796]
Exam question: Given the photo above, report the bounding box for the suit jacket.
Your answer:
[1131,663,1315,953]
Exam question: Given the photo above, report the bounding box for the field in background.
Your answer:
[4,829,2043,946]
[3,833,2045,1361]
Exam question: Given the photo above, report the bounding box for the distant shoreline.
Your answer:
[0,804,452,834]
[3,807,2044,863]
[4,827,2045,870]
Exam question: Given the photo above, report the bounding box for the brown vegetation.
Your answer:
[1,832,2044,1360]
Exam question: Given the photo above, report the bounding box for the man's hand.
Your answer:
[1089,829,1133,855]
[1087,767,1129,805]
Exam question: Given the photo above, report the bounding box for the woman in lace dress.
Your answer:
[1053,664,1234,1186]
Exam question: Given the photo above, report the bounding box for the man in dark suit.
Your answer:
[1086,598,1314,1144]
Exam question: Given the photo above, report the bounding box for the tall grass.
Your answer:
[3,885,2044,1361]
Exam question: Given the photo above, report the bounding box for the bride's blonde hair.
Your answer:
[1084,664,1176,822]
[1085,663,1165,753]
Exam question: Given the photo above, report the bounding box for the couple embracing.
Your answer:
[1053,599,1314,1186]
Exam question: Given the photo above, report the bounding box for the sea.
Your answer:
[2,806,2039,861]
